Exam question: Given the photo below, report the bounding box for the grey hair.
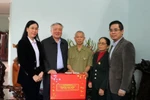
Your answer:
[51,22,63,28]
[75,31,85,37]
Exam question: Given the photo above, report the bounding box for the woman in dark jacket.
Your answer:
[88,37,110,100]
[17,20,44,100]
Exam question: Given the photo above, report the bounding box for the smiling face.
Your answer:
[98,38,109,52]
[74,32,85,45]
[51,24,63,40]
[26,23,38,39]
[109,24,123,42]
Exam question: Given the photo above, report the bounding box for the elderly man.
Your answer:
[42,23,68,100]
[67,31,93,75]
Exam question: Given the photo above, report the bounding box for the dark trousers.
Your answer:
[91,87,107,100]
[43,74,50,100]
[43,68,65,100]
[110,92,129,100]
[21,77,41,100]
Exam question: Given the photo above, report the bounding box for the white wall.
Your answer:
[129,0,150,93]
[129,0,150,62]
[8,0,129,84]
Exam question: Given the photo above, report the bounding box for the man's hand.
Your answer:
[118,89,126,96]
[99,89,104,96]
[48,70,57,74]
[67,69,74,73]
[82,72,88,77]
[67,65,74,73]
[88,82,92,88]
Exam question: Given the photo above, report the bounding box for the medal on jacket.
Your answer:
[98,62,101,65]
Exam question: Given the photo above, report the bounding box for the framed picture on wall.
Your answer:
[0,31,8,61]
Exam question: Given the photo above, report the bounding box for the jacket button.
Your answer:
[95,73,97,75]
[94,77,97,79]
[95,70,97,72]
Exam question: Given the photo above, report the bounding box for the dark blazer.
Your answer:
[109,38,135,94]
[41,36,68,73]
[17,37,44,84]
[42,36,68,100]
[89,51,109,90]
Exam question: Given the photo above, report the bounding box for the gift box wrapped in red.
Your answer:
[50,73,86,100]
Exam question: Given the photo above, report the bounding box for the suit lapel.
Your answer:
[98,52,108,63]
[110,38,124,62]
[60,39,66,57]
[93,52,99,65]
[109,45,113,53]
[95,52,108,65]
[36,40,41,52]
[25,37,36,59]
[36,40,43,59]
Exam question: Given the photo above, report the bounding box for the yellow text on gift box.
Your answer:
[56,84,79,91]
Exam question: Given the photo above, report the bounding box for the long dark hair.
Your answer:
[21,20,40,41]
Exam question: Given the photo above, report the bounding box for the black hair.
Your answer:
[109,20,124,31]
[21,20,40,41]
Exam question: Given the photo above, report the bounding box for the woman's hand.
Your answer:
[99,88,104,96]
[33,75,40,82]
[38,71,44,81]
[88,82,92,88]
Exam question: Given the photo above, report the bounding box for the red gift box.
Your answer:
[50,73,86,100]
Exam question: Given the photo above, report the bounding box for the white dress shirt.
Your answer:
[28,37,40,67]
[109,37,123,59]
[57,39,64,69]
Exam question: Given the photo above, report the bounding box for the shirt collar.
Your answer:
[57,39,61,44]
[51,36,63,44]
[28,37,36,44]
[75,45,86,51]
[113,37,123,47]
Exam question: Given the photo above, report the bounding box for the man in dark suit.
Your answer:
[109,20,135,100]
[42,23,68,100]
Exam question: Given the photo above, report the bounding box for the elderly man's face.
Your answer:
[51,24,63,39]
[74,32,85,45]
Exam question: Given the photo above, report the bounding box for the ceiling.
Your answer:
[0,0,11,15]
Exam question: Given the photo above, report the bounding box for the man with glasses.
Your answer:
[109,20,135,100]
